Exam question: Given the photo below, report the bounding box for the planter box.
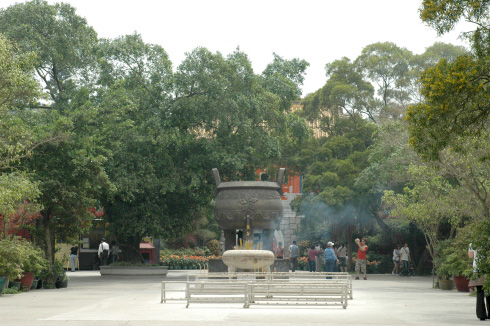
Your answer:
[0,277,6,294]
[18,272,34,291]
[8,280,21,290]
[439,279,454,290]
[274,259,290,272]
[99,266,168,276]
[30,279,38,290]
[454,275,470,292]
[208,259,228,273]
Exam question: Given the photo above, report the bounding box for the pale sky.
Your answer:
[2,0,471,96]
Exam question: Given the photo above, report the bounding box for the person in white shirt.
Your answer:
[400,243,410,276]
[98,238,110,266]
[468,244,490,320]
[392,245,401,275]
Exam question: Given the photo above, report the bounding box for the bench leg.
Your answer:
[160,282,165,303]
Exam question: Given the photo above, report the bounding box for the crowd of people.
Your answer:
[273,238,419,281]
[274,238,372,279]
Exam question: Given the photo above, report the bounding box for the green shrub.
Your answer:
[206,240,221,256]
[19,241,48,275]
[39,259,66,287]
[435,239,473,280]
[3,287,20,294]
[0,238,47,281]
[0,238,24,281]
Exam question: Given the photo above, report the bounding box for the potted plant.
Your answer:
[0,238,24,288]
[442,244,472,292]
[434,240,454,290]
[434,239,472,291]
[40,259,66,289]
[16,240,47,291]
[0,276,6,294]
[55,272,69,288]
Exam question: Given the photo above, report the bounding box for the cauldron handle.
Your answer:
[212,168,221,187]
[277,168,286,187]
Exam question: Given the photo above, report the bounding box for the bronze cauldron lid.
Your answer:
[212,168,285,195]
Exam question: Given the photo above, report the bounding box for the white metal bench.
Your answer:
[161,272,352,308]
[190,272,353,299]
[185,281,249,308]
[246,282,348,308]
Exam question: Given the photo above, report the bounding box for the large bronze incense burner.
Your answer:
[212,168,285,252]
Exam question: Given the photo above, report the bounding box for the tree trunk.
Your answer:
[43,215,53,267]
[369,204,398,244]
[121,237,145,263]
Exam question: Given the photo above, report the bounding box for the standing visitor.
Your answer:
[355,238,368,280]
[337,243,347,272]
[98,238,110,266]
[69,244,78,272]
[468,244,490,320]
[289,240,299,272]
[308,245,318,272]
[392,245,401,275]
[274,241,284,259]
[315,243,323,272]
[400,243,410,276]
[324,242,338,275]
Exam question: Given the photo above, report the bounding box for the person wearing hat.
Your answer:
[324,242,338,276]
[98,238,110,266]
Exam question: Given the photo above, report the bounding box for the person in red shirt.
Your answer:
[308,245,319,272]
[274,242,284,259]
[355,238,368,280]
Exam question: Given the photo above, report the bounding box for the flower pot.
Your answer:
[18,272,34,291]
[30,279,39,290]
[453,275,470,292]
[439,279,454,290]
[55,279,68,288]
[36,279,43,289]
[60,279,68,288]
[8,280,21,290]
[0,277,6,294]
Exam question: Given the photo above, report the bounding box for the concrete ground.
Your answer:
[0,270,482,326]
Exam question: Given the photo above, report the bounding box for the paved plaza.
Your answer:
[0,270,482,326]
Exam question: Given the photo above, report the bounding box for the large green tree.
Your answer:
[301,57,377,132]
[408,0,490,158]
[0,0,107,266]
[94,34,310,256]
[0,34,45,239]
[355,42,412,111]
[292,116,376,268]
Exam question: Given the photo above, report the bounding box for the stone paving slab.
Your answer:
[0,270,482,326]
